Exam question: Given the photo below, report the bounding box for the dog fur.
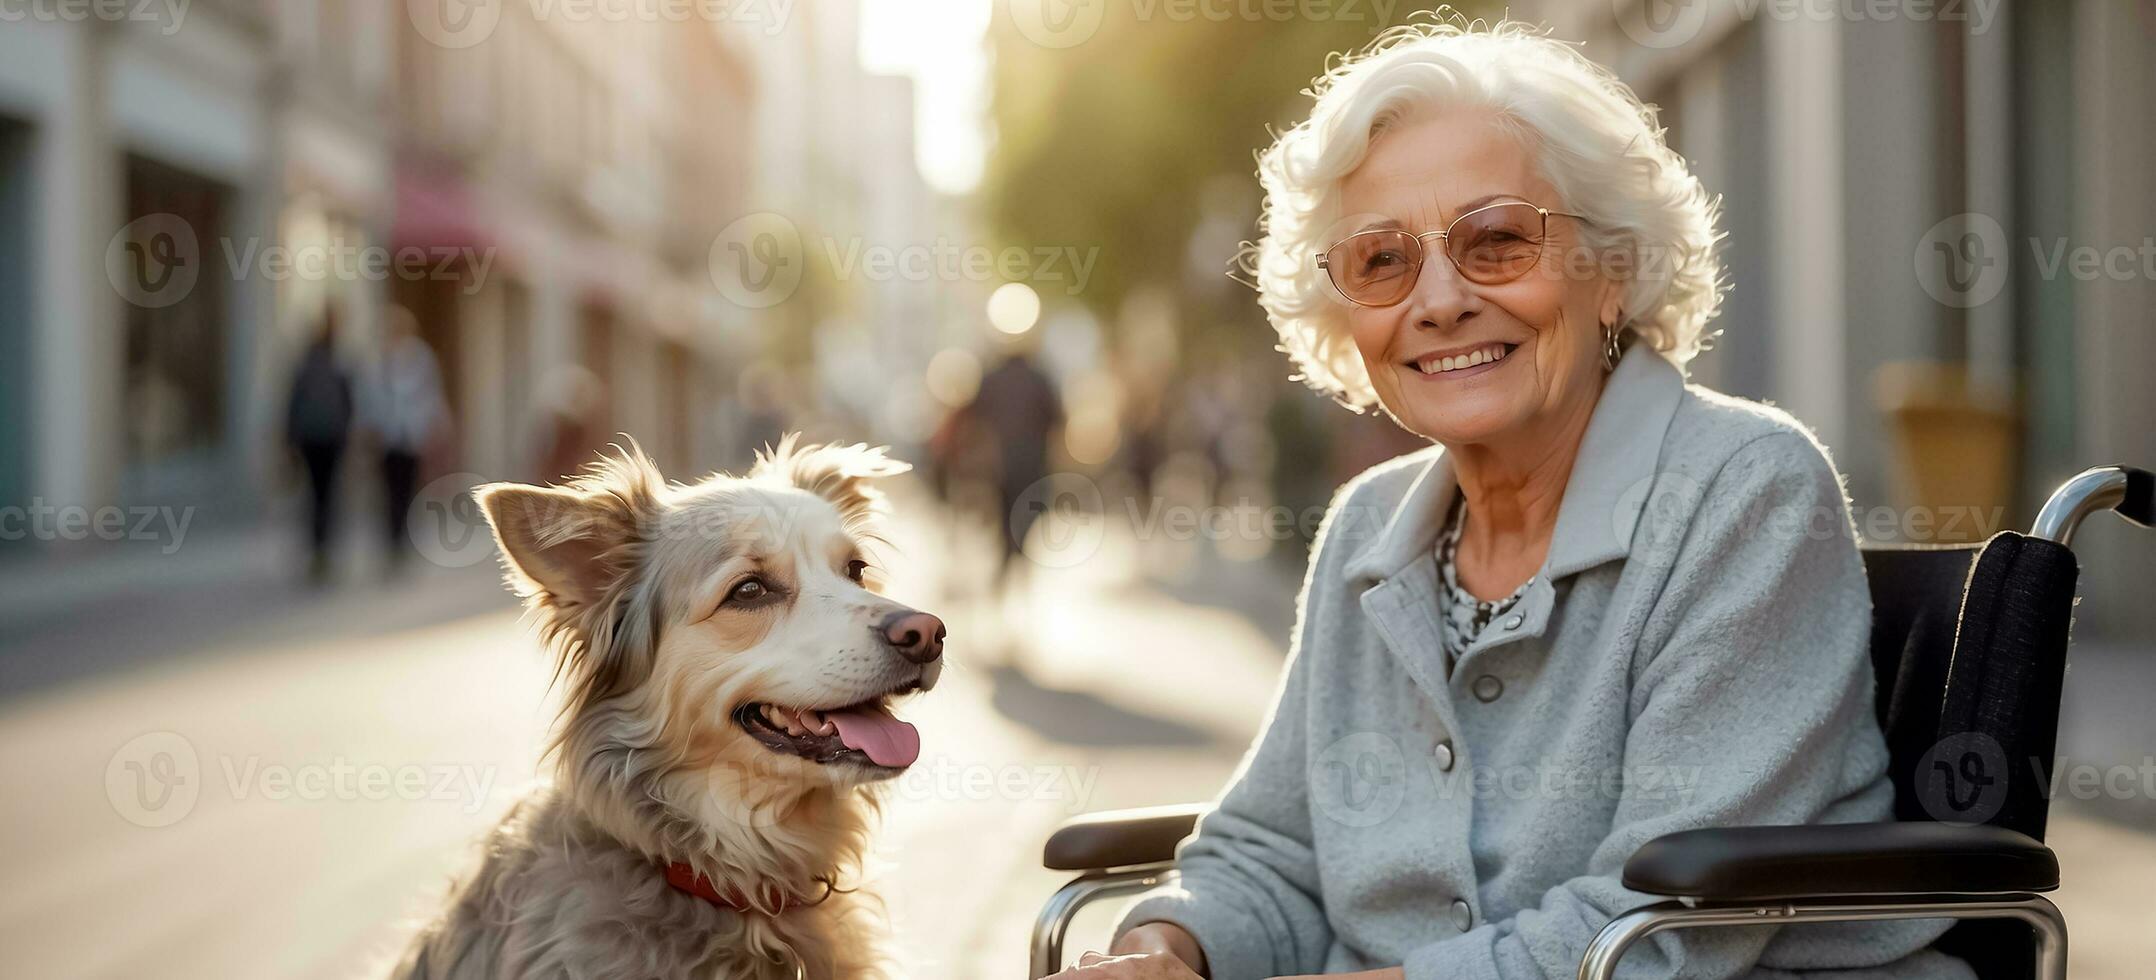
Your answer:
[391,436,938,979]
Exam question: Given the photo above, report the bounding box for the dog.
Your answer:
[393,435,942,979]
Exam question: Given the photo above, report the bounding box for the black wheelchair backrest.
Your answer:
[1862,534,2080,840]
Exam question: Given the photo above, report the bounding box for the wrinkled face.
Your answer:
[1334,106,1622,446]
[650,484,942,787]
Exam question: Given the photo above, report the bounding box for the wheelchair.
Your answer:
[1030,465,2156,980]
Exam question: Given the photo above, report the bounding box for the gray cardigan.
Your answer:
[1117,346,1974,980]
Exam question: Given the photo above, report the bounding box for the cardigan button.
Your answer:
[1451,898,1473,931]
[1473,675,1504,703]
[1433,740,1455,772]
[1504,613,1524,630]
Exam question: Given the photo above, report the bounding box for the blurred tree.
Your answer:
[980,5,1493,347]
[983,7,1493,564]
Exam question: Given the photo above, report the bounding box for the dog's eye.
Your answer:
[726,578,770,604]
[845,559,869,583]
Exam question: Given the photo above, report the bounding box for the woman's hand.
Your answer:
[1046,921,1207,979]
[1046,951,1204,980]
[1272,971,1404,980]
[1113,921,1206,969]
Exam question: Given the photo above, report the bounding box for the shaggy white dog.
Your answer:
[393,436,942,979]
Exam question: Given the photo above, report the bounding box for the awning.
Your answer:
[391,165,493,253]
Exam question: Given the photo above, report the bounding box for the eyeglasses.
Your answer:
[1315,202,1589,307]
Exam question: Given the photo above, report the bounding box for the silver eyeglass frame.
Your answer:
[1314,202,1590,307]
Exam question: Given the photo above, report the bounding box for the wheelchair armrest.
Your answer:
[1622,822,2059,901]
[1043,803,1210,872]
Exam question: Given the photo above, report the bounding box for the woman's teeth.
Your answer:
[1416,344,1510,375]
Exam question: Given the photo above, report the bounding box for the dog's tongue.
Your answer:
[826,704,919,768]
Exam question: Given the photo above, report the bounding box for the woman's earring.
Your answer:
[1601,323,1623,372]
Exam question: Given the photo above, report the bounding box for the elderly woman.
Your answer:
[1052,21,1972,980]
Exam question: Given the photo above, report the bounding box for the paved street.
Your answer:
[1,483,2152,979]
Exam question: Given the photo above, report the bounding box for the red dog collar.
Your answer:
[663,862,799,914]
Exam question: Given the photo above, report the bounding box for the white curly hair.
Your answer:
[1247,15,1725,410]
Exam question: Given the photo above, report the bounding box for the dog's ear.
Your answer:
[476,444,667,704]
[476,484,616,606]
[749,432,911,529]
[475,444,665,612]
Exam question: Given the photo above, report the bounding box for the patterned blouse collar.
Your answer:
[1435,495,1532,666]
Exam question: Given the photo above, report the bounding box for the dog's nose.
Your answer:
[881,611,945,665]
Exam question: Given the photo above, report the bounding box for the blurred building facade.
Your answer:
[389,0,757,480]
[1532,0,2156,640]
[0,0,934,553]
[720,3,961,458]
[0,0,280,522]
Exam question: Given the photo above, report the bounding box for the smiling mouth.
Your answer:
[1410,342,1517,376]
[733,680,926,771]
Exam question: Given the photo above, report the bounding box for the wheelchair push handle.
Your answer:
[2030,465,2154,546]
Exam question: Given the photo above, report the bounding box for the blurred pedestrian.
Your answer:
[972,347,1063,587]
[365,306,450,574]
[283,307,354,585]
